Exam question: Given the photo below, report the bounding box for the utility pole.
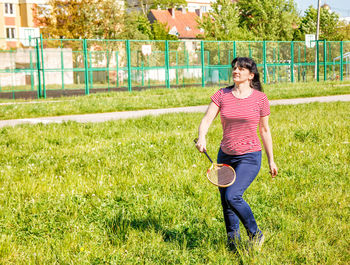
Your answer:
[316,0,321,40]
[315,0,322,79]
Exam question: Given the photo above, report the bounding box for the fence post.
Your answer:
[316,40,320,82]
[201,41,205,87]
[141,60,144,87]
[83,39,90,95]
[107,50,110,91]
[324,39,327,81]
[116,51,119,87]
[60,40,65,90]
[176,51,179,85]
[35,37,42,98]
[89,50,93,89]
[40,34,46,98]
[126,40,132,92]
[273,47,276,82]
[297,45,301,82]
[340,41,343,81]
[233,41,236,59]
[165,40,170,88]
[290,41,294,83]
[217,42,221,64]
[263,40,267,84]
[29,49,34,91]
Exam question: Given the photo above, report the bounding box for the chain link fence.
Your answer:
[0,37,349,99]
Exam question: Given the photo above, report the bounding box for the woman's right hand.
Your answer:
[195,138,207,153]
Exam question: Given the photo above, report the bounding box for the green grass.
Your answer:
[0,80,349,120]
[0,101,349,264]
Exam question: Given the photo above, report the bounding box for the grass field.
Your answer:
[0,101,349,264]
[0,81,349,120]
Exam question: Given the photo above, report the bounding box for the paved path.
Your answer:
[0,94,349,128]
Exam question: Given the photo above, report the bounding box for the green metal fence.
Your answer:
[0,36,350,99]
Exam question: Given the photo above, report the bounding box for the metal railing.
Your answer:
[0,36,349,99]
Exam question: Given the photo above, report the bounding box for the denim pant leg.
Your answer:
[219,187,241,242]
[218,149,262,238]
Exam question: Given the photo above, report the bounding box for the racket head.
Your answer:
[207,163,236,187]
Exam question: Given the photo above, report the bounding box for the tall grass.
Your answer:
[0,101,349,264]
[0,81,349,120]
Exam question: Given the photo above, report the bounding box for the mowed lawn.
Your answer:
[0,101,349,264]
[0,80,349,120]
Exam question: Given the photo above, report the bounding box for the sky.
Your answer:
[293,0,350,17]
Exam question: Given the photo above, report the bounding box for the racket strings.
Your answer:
[208,165,235,186]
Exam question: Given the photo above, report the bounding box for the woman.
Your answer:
[195,57,278,251]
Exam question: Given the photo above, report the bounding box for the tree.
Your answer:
[338,22,350,41]
[121,12,177,40]
[34,0,123,39]
[121,12,154,40]
[151,21,178,40]
[152,0,187,9]
[294,6,345,41]
[85,0,125,40]
[197,0,254,41]
[237,0,299,40]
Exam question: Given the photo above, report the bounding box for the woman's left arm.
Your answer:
[259,115,278,178]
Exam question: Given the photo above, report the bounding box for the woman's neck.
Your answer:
[233,82,252,97]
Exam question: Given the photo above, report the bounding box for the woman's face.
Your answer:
[232,64,254,84]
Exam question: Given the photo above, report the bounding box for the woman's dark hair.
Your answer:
[231,57,263,91]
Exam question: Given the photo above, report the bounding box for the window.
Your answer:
[4,3,15,15]
[37,4,51,17]
[6,27,16,39]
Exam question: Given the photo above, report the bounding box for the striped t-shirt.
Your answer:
[211,86,270,155]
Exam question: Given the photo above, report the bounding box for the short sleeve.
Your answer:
[260,94,270,117]
[210,89,222,108]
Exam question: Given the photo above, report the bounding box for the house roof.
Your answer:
[149,9,202,39]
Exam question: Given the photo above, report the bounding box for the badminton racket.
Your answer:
[194,138,236,187]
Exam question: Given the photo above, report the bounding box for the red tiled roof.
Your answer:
[149,9,202,39]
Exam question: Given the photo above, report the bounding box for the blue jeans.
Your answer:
[217,148,262,242]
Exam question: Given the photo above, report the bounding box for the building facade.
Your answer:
[0,0,47,49]
[186,0,215,13]
[126,0,215,14]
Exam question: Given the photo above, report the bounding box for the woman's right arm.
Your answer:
[196,101,220,153]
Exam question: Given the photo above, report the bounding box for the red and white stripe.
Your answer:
[211,87,270,155]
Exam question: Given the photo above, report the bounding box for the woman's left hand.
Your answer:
[269,162,278,178]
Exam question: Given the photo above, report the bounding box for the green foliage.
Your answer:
[237,0,299,41]
[121,12,154,40]
[197,0,299,41]
[294,6,344,40]
[121,12,177,40]
[152,0,187,9]
[85,0,124,40]
[338,23,350,40]
[197,0,254,40]
[35,0,123,39]
[0,102,349,263]
[151,21,178,40]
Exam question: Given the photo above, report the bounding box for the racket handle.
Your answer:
[194,138,214,164]
[203,150,214,164]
